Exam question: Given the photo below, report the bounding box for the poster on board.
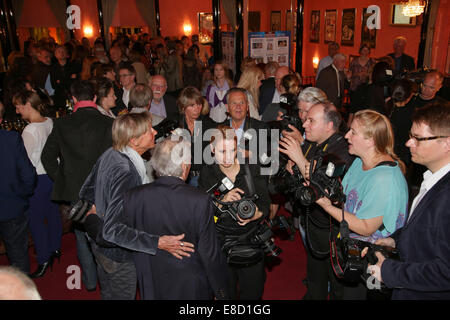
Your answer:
[248,31,291,67]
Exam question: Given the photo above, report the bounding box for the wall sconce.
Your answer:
[83,26,93,37]
[313,56,319,71]
[183,23,192,36]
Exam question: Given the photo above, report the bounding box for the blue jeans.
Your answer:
[74,227,98,290]
[0,211,30,274]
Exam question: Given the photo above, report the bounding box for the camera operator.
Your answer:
[279,101,354,300]
[314,110,409,299]
[366,102,450,300]
[198,125,271,300]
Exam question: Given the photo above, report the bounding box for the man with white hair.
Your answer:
[124,137,229,300]
[316,53,349,108]
[148,75,180,122]
[0,266,41,300]
[388,36,415,75]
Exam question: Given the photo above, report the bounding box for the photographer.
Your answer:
[279,101,354,300]
[198,125,271,300]
[367,102,450,300]
[315,110,409,299]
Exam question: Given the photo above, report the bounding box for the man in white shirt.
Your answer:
[316,42,340,80]
[367,101,450,300]
[118,64,136,111]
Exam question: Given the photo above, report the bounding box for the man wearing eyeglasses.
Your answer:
[409,71,446,110]
[147,75,179,122]
[116,64,136,114]
[366,101,450,300]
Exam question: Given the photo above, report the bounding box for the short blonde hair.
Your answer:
[112,112,152,151]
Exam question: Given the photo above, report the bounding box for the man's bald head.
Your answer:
[275,66,291,93]
[149,75,168,102]
[0,267,41,300]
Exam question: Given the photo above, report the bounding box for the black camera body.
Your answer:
[268,164,303,196]
[67,199,93,224]
[208,177,259,222]
[249,223,282,257]
[297,155,346,206]
[331,234,400,285]
[153,119,179,142]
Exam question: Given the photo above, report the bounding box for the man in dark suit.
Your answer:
[368,101,450,300]
[125,137,229,300]
[258,65,289,116]
[316,53,349,109]
[388,36,415,76]
[220,88,272,171]
[41,80,114,291]
[149,75,180,122]
[0,105,37,274]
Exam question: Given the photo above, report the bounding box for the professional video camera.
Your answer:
[207,177,259,221]
[279,93,303,133]
[153,118,179,143]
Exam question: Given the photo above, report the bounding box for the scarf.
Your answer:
[119,146,150,184]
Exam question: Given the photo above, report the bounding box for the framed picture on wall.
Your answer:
[341,8,355,46]
[390,3,417,26]
[361,8,377,48]
[324,10,337,43]
[198,12,213,44]
[286,10,297,41]
[310,10,320,43]
[270,11,282,32]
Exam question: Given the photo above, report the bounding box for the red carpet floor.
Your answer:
[0,212,307,300]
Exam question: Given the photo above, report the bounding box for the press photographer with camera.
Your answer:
[279,101,354,300]
[198,125,271,300]
[365,102,450,300]
[314,110,409,299]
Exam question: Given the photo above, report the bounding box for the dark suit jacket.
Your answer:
[219,117,271,167]
[388,53,415,74]
[162,94,180,122]
[258,77,276,115]
[41,107,113,202]
[382,171,450,300]
[0,130,37,221]
[316,65,347,108]
[125,176,229,300]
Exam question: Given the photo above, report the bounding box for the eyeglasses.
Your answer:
[119,73,133,78]
[408,131,448,142]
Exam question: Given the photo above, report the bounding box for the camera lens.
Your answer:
[298,186,317,206]
[237,200,255,220]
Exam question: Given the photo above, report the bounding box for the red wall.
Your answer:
[302,0,422,76]
[19,0,60,27]
[159,0,212,38]
[431,0,450,74]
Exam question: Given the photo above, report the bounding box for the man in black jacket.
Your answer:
[41,80,114,291]
[388,36,415,76]
[279,101,354,300]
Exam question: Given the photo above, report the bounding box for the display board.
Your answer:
[248,31,291,67]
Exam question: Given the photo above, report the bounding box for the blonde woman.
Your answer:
[316,109,408,299]
[237,66,264,120]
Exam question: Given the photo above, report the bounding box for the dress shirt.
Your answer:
[150,99,167,119]
[408,163,450,222]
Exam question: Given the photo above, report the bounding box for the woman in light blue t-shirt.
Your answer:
[316,109,408,298]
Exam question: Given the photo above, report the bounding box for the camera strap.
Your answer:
[243,163,256,196]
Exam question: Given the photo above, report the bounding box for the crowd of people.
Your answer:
[0,31,449,301]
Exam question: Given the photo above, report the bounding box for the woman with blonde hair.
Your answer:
[237,66,264,120]
[316,109,408,299]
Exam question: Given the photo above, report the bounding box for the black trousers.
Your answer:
[227,260,266,300]
[303,219,344,300]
